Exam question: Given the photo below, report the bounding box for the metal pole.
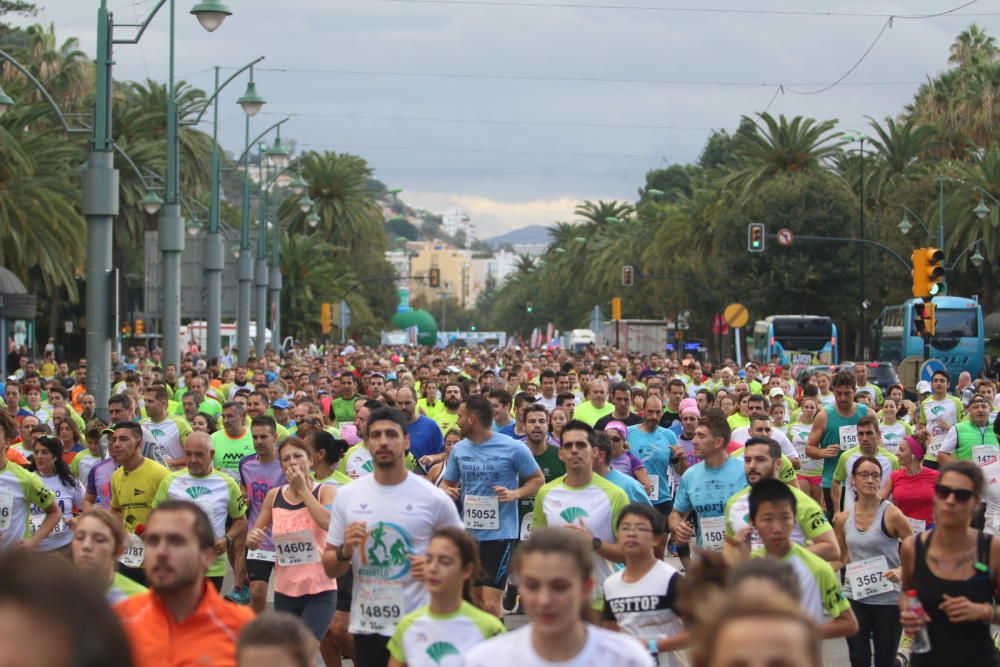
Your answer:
[269,206,281,354]
[205,65,223,360]
[159,0,182,367]
[83,0,118,422]
[858,138,865,359]
[938,177,946,250]
[255,145,269,358]
[237,114,252,364]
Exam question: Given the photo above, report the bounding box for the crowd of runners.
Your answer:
[1,342,999,667]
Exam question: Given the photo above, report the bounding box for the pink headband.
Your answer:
[905,435,924,461]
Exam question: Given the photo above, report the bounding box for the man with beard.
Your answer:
[433,381,463,434]
[225,365,254,400]
[323,407,462,667]
[394,385,443,463]
[441,395,543,618]
[114,500,254,667]
[626,395,683,514]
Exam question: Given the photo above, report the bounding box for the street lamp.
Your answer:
[0,84,12,117]
[236,80,265,117]
[306,210,320,227]
[190,0,232,32]
[971,244,985,268]
[290,171,308,196]
[974,197,990,220]
[140,191,164,216]
[267,134,290,169]
[299,195,314,213]
[898,211,913,235]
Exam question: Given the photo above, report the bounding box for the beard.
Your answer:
[443,397,461,410]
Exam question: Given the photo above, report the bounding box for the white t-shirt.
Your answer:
[326,472,463,637]
[32,474,84,551]
[730,427,799,460]
[983,459,1000,535]
[465,623,655,667]
[602,561,686,667]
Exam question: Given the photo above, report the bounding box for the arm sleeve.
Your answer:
[833,453,849,482]
[386,615,410,662]
[436,491,464,530]
[628,451,646,472]
[110,472,121,510]
[326,489,346,548]
[514,444,541,477]
[442,446,461,483]
[152,476,170,507]
[532,484,550,528]
[800,499,832,539]
[939,427,959,455]
[673,472,692,513]
[777,432,798,458]
[820,563,852,619]
[86,465,98,497]
[227,477,247,518]
[608,486,629,538]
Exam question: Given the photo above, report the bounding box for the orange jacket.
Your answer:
[115,580,255,667]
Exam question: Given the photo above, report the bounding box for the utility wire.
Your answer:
[300,141,683,159]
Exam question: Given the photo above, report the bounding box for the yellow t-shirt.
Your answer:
[111,458,170,533]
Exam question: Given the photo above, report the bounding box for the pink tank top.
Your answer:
[270,485,336,597]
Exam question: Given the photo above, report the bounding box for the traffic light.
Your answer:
[911,247,945,300]
[320,302,332,334]
[747,223,765,253]
[622,265,634,287]
[526,301,533,314]
[470,324,477,331]
[913,301,937,337]
[134,319,144,335]
[611,297,622,321]
[428,268,441,288]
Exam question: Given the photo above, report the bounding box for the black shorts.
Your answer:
[246,552,275,583]
[476,539,515,590]
[336,570,353,612]
[653,499,673,517]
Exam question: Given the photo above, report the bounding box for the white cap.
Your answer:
[768,387,785,398]
[916,380,932,394]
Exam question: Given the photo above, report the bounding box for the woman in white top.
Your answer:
[877,398,912,456]
[789,397,824,507]
[29,436,84,554]
[465,527,654,667]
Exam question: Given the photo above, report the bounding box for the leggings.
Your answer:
[274,590,337,641]
[353,632,391,667]
[846,599,902,667]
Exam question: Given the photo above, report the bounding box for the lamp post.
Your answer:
[182,58,265,361]
[842,133,867,359]
[255,140,271,359]
[232,118,289,363]
[268,156,313,356]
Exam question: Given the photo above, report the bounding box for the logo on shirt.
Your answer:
[133,489,146,496]
[425,641,459,665]
[185,486,212,500]
[559,507,589,523]
[359,521,413,580]
[930,405,945,416]
[362,460,374,473]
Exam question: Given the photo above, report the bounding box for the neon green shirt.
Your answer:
[388,601,505,667]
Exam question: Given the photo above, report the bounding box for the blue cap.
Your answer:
[265,371,277,382]
[123,364,137,372]
[273,398,290,410]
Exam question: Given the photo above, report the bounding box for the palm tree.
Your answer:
[723,112,845,199]
[864,115,939,201]
[948,23,999,68]
[2,23,91,110]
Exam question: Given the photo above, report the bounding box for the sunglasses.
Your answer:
[934,484,976,503]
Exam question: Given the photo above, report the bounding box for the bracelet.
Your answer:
[647,639,659,656]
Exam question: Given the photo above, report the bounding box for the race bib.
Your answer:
[519,513,533,541]
[974,446,999,468]
[247,548,276,562]
[699,515,726,552]
[907,517,926,534]
[649,475,660,503]
[839,425,858,451]
[927,428,946,458]
[352,577,405,635]
[846,556,894,600]
[0,492,13,530]
[119,533,145,568]
[463,494,499,530]
[30,513,67,536]
[273,530,320,566]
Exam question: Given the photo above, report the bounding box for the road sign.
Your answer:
[777,228,794,247]
[724,302,749,329]
[919,358,946,384]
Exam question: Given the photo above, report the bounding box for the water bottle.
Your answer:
[905,590,931,654]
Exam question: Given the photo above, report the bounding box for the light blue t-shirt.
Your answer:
[443,432,540,541]
[605,469,653,506]
[626,425,678,504]
[673,456,746,547]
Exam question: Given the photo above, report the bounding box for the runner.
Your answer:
[28,435,84,554]
[212,401,255,483]
[247,437,337,657]
[602,503,688,666]
[109,420,169,585]
[307,430,352,488]
[464,528,654,667]
[832,415,899,512]
[788,397,824,505]
[747,479,859,638]
[595,382,642,431]
[394,386,443,462]
[388,527,506,667]
[883,435,938,536]
[937,394,997,467]
[238,415,287,611]
[723,437,837,562]
[805,370,868,518]
[71,423,105,488]
[877,398,912,456]
[71,508,147,604]
[833,455,912,667]
[140,385,192,469]
[575,379,614,427]
[626,395,683,510]
[236,612,315,667]
[592,431,652,506]
[668,409,746,554]
[533,419,628,609]
[440,395,543,617]
[152,431,247,592]
[323,406,463,667]
[604,421,652,489]
[917,370,965,469]
[0,412,60,550]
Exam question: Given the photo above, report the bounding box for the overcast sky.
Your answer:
[14,0,999,235]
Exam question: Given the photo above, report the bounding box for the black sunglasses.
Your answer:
[935,484,976,503]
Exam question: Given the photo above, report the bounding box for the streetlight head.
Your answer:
[275,172,293,188]
[898,211,912,235]
[231,246,241,258]
[267,136,290,169]
[140,191,164,216]
[187,222,201,237]
[299,195,314,213]
[289,173,308,196]
[974,197,990,220]
[191,0,231,32]
[236,80,265,117]
[306,210,320,227]
[0,85,14,118]
[971,245,985,268]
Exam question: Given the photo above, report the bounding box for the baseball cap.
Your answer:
[272,398,290,410]
[603,421,628,439]
[768,387,785,398]
[916,380,932,394]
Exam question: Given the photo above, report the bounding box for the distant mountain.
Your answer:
[483,224,551,248]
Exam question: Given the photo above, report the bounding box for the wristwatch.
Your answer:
[592,537,602,552]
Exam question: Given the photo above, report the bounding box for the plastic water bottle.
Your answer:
[905,590,931,654]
